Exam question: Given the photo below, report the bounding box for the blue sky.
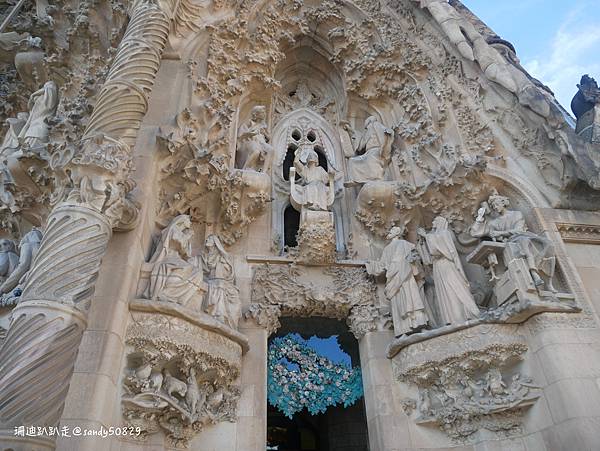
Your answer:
[463,0,600,110]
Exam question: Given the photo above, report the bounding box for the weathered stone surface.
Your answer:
[0,0,599,450]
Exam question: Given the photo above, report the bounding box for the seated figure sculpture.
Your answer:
[344,116,394,186]
[289,148,334,212]
[0,229,42,306]
[144,215,206,307]
[470,194,556,292]
[0,239,19,288]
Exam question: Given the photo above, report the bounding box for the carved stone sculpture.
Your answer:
[419,217,480,325]
[0,239,18,287]
[0,228,42,305]
[0,113,28,156]
[201,234,240,329]
[571,74,600,143]
[17,80,58,150]
[393,325,541,443]
[236,105,273,172]
[143,215,207,309]
[366,226,429,337]
[246,264,384,339]
[156,108,271,245]
[0,0,168,438]
[344,116,394,186]
[122,300,246,448]
[470,194,556,292]
[290,148,334,213]
[289,148,337,264]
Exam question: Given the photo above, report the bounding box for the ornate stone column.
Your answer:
[0,0,175,449]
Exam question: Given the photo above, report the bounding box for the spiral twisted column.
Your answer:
[83,0,171,147]
[0,1,176,449]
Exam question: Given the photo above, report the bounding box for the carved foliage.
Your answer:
[393,325,540,443]
[157,108,270,245]
[247,263,384,338]
[123,311,242,448]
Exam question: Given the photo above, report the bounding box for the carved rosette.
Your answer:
[122,300,247,448]
[392,324,540,443]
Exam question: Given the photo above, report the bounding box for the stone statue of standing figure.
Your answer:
[344,116,394,186]
[366,226,429,337]
[202,235,241,330]
[236,105,273,172]
[418,216,480,325]
[17,80,59,149]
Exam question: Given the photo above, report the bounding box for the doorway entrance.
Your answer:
[266,318,369,451]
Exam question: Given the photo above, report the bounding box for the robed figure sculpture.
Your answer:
[367,226,429,337]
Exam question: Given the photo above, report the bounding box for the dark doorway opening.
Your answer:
[284,205,301,248]
[267,318,369,451]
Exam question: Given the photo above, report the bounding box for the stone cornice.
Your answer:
[556,222,600,244]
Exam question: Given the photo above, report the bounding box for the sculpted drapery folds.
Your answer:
[420,216,480,326]
[0,0,176,441]
[366,226,429,337]
[202,234,241,330]
[144,215,207,307]
[470,194,557,292]
[290,148,335,213]
[345,116,394,186]
[236,105,273,172]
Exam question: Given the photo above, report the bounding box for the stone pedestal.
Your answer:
[119,299,248,449]
[391,324,540,446]
[296,209,336,265]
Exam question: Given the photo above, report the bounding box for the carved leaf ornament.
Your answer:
[267,334,363,418]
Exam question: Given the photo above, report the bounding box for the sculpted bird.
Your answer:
[134,363,152,381]
[148,370,163,392]
[207,387,225,409]
[163,369,187,398]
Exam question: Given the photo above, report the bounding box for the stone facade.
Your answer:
[0,0,599,450]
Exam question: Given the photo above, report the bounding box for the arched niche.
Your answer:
[270,108,347,254]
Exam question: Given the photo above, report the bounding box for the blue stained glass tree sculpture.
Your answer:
[267,334,364,418]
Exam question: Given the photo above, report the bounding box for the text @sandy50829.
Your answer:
[14,425,141,438]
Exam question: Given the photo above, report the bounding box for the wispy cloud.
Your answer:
[523,4,600,110]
